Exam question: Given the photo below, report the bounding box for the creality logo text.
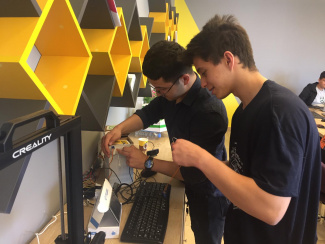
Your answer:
[12,134,52,159]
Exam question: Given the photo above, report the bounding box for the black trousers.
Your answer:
[185,180,230,244]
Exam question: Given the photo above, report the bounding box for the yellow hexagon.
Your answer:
[149,3,170,40]
[82,7,132,97]
[0,0,92,115]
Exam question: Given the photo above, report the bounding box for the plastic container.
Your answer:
[134,130,161,139]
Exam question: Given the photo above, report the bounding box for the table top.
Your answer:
[309,107,325,137]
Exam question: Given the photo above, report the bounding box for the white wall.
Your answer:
[136,0,149,17]
[185,0,325,95]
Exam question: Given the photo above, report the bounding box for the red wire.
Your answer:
[164,166,180,192]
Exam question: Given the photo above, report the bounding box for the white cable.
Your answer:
[117,152,121,167]
[35,212,67,244]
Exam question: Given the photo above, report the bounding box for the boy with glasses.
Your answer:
[102,40,229,244]
[148,73,183,97]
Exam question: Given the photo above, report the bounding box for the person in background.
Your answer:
[101,40,230,244]
[171,14,321,244]
[299,71,325,106]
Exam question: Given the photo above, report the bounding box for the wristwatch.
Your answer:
[144,156,154,170]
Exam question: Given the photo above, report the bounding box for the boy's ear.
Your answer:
[224,51,235,69]
[182,74,190,85]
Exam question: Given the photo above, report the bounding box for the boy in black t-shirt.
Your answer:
[172,14,321,244]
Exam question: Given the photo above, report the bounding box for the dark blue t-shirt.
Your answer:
[225,80,321,244]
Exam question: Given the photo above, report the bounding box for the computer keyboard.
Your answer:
[120,181,171,244]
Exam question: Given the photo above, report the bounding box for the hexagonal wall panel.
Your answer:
[0,0,92,115]
[129,25,148,73]
[140,25,149,88]
[82,7,131,97]
[149,3,169,37]
[0,0,41,17]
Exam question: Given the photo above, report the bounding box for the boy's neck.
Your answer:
[234,71,267,109]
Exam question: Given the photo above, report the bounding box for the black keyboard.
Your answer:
[120,181,171,244]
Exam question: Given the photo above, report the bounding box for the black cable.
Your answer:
[114,183,134,205]
[148,140,155,149]
[83,187,96,199]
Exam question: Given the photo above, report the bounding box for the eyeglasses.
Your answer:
[149,74,183,97]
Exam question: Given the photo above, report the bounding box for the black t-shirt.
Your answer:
[135,75,228,185]
[225,80,321,244]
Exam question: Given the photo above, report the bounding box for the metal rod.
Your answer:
[58,136,66,240]
[64,123,84,243]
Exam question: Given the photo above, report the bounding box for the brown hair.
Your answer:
[184,15,257,71]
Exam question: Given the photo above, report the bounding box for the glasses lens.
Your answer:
[149,75,183,96]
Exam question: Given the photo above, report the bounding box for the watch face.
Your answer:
[145,158,153,169]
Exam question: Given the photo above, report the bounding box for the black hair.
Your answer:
[142,40,193,82]
[320,71,325,80]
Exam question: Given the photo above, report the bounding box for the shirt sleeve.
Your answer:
[250,113,305,197]
[298,84,314,106]
[134,97,165,129]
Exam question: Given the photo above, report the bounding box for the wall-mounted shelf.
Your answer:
[82,7,131,97]
[129,25,149,74]
[110,24,149,107]
[169,7,175,41]
[129,40,143,73]
[148,0,167,12]
[112,0,145,108]
[139,25,149,88]
[149,11,169,36]
[76,75,115,131]
[137,17,154,96]
[171,6,176,24]
[139,17,154,41]
[148,2,170,46]
[80,0,114,29]
[166,0,172,18]
[116,0,142,41]
[0,0,41,17]
[110,73,142,108]
[138,82,153,98]
[149,32,166,47]
[0,0,92,115]
[138,1,179,97]
[78,3,133,128]
[69,0,88,23]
